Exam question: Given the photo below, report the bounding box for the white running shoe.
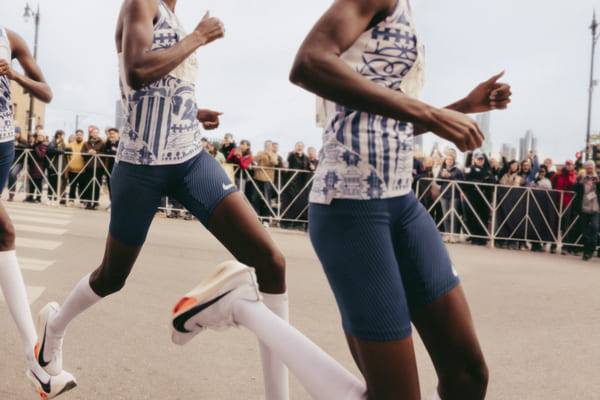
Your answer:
[36,302,64,376]
[26,362,77,400]
[171,261,261,346]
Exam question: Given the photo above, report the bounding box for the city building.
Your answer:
[10,80,46,135]
[476,112,493,155]
[501,143,517,161]
[518,130,538,160]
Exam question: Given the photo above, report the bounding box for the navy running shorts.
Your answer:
[308,192,460,342]
[0,140,14,190]
[109,151,238,246]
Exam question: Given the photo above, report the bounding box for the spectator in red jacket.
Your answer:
[227,140,254,186]
[551,160,577,205]
[227,140,253,170]
[551,160,578,255]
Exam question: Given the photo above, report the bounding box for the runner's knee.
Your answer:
[253,246,286,291]
[0,218,16,250]
[439,357,489,399]
[89,263,131,297]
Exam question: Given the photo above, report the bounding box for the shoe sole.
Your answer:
[171,261,257,345]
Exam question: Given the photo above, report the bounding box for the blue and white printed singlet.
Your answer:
[0,27,14,144]
[118,1,203,165]
[310,0,425,204]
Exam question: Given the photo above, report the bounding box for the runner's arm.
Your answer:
[122,0,224,89]
[6,30,52,103]
[290,0,484,151]
[289,0,433,125]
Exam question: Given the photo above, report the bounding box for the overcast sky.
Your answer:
[1,0,598,161]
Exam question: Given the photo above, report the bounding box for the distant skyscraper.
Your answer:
[501,143,517,161]
[476,112,492,155]
[518,129,537,160]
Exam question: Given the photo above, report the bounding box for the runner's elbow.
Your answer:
[290,50,324,87]
[126,68,147,91]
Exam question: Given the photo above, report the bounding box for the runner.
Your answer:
[0,25,77,398]
[34,1,290,399]
[289,0,512,398]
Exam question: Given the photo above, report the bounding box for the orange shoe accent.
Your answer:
[34,343,40,359]
[36,389,48,400]
[172,297,198,315]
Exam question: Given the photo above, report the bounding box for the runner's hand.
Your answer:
[0,59,15,80]
[462,71,512,113]
[197,109,223,130]
[194,12,225,46]
[427,108,484,152]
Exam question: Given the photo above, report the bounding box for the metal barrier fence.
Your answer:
[414,178,582,248]
[5,150,586,247]
[5,150,316,227]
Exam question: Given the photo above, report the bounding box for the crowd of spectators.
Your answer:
[9,125,120,209]
[7,127,320,228]
[8,126,600,260]
[413,147,598,261]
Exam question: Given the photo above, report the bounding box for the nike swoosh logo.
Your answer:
[30,370,51,394]
[172,290,233,333]
[38,325,50,368]
[223,183,236,191]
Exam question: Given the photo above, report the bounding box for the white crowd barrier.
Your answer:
[5,150,586,248]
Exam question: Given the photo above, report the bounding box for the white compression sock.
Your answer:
[432,390,442,400]
[259,292,290,400]
[0,250,37,358]
[233,299,366,400]
[49,274,101,336]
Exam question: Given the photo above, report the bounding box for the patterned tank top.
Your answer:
[0,27,14,144]
[118,1,203,165]
[310,0,425,204]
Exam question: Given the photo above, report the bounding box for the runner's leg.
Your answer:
[309,199,421,399]
[42,162,164,374]
[392,194,488,400]
[172,152,288,399]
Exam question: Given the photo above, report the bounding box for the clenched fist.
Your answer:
[194,12,225,46]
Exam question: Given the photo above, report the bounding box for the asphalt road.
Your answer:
[1,202,599,399]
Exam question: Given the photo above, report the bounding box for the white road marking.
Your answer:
[16,237,62,251]
[4,203,74,216]
[10,214,71,226]
[0,286,45,305]
[0,205,75,306]
[6,209,74,220]
[18,257,55,272]
[14,224,67,236]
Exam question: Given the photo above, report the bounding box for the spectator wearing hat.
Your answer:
[573,161,600,261]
